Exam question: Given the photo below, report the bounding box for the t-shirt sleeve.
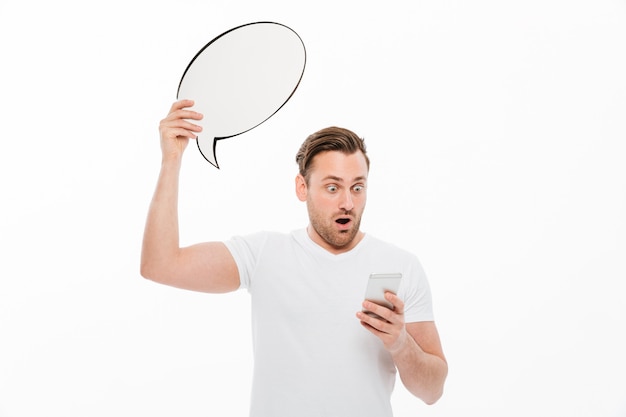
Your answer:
[223,231,269,291]
[400,256,435,323]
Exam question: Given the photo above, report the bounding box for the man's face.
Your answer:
[296,150,369,254]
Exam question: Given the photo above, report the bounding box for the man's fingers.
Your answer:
[357,311,391,334]
[166,100,204,123]
[170,109,203,122]
[385,292,405,316]
[170,127,198,140]
[361,301,391,322]
[160,116,203,140]
[170,99,195,112]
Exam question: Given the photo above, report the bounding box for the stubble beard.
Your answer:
[307,201,362,251]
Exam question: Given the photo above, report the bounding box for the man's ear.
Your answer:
[295,174,307,202]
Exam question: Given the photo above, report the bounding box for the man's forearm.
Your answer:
[140,157,183,280]
[392,334,448,405]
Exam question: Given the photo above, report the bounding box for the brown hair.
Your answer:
[295,126,370,182]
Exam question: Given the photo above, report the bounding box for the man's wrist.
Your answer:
[389,329,422,358]
[161,153,184,168]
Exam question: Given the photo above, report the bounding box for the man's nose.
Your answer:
[339,190,354,211]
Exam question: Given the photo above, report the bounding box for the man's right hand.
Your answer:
[158,99,203,161]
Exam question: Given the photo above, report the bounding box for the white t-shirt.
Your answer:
[225,229,434,417]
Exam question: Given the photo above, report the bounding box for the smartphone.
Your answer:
[362,273,402,318]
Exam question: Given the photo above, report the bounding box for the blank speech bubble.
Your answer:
[176,22,307,168]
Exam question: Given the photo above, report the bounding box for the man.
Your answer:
[141,99,447,416]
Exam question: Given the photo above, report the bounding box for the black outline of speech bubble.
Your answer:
[176,21,307,169]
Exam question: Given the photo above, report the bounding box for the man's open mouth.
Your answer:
[336,218,351,225]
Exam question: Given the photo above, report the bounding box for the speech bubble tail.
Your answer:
[196,134,220,169]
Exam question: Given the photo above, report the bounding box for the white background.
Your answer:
[1,1,625,416]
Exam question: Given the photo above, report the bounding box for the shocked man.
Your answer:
[141,99,447,416]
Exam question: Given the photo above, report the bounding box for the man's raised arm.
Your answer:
[140,100,239,293]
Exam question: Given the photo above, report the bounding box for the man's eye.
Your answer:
[353,185,364,192]
[327,185,338,192]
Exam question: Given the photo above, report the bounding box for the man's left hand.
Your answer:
[357,292,408,354]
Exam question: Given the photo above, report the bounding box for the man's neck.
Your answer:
[306,225,365,255]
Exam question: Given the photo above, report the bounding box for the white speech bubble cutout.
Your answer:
[176,22,306,168]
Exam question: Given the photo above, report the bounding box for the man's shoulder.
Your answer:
[362,233,416,259]
[227,229,303,249]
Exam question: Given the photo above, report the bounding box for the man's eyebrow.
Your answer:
[322,175,367,183]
